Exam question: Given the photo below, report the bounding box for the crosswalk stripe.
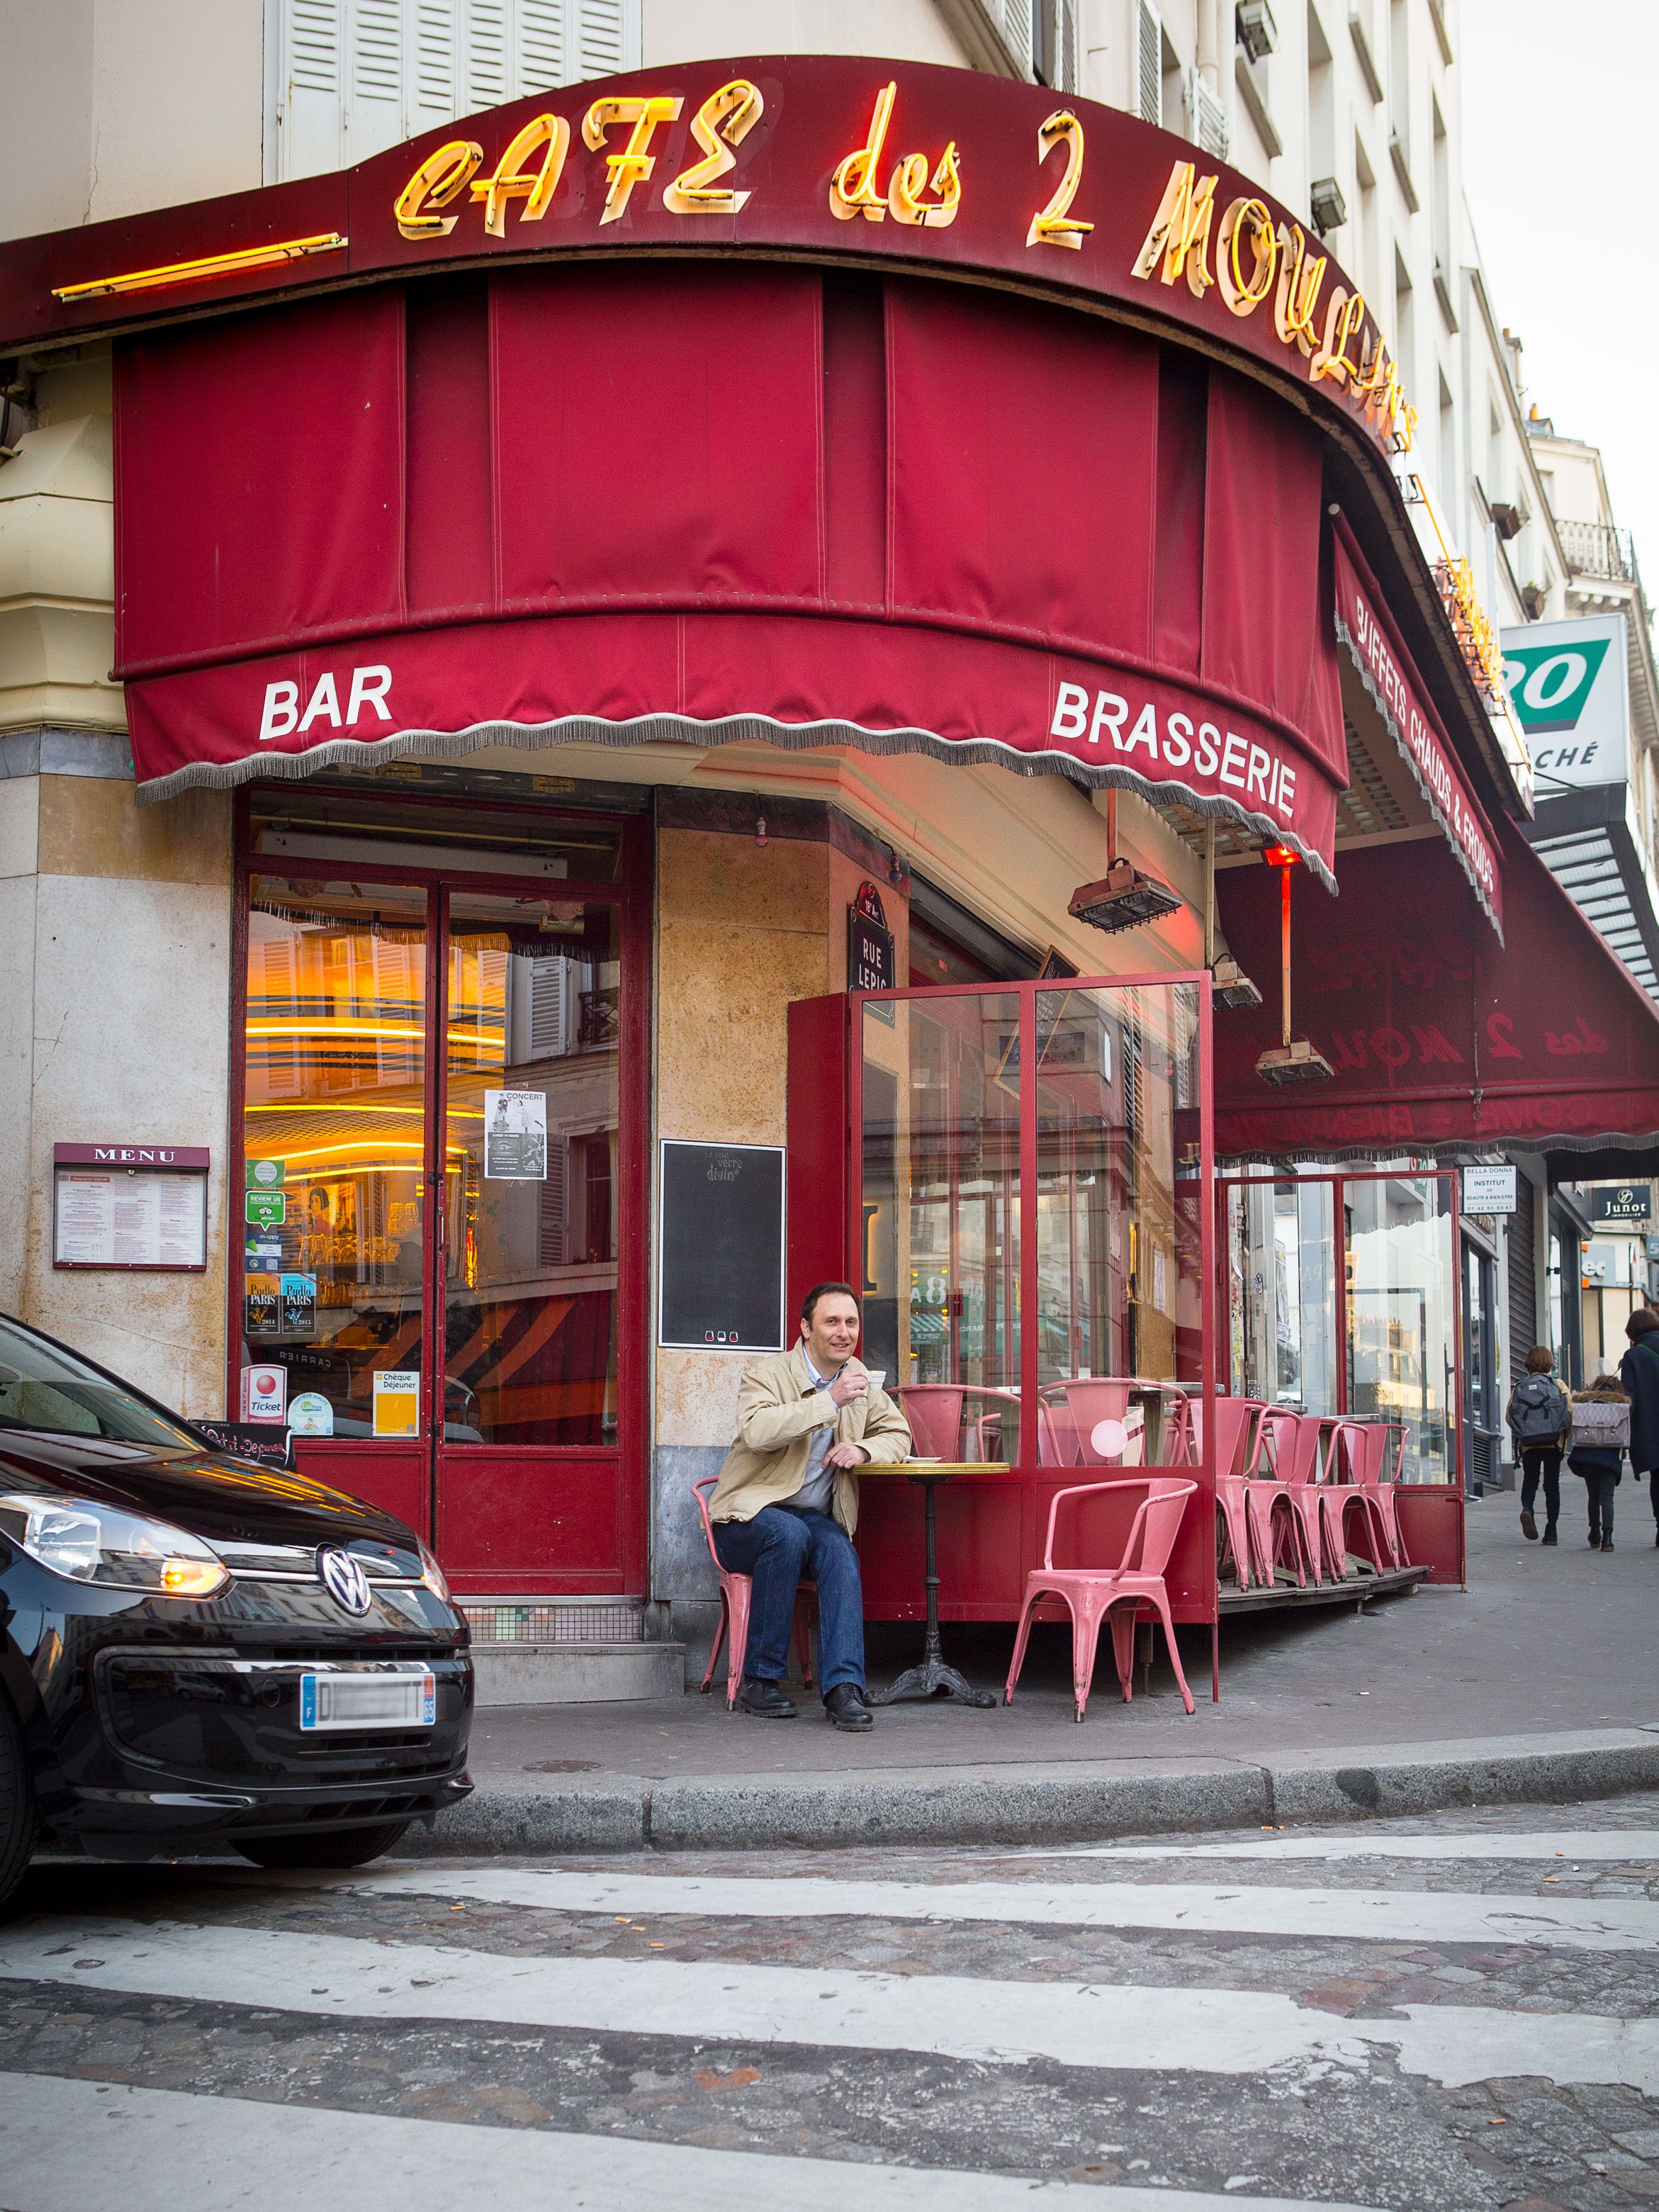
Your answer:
[1013,1830,1659,1864]
[0,2072,1388,2212]
[3,1917,1656,2092]
[341,1864,1659,1952]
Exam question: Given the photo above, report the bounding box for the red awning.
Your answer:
[1332,525,1504,938]
[112,262,1349,882]
[1212,818,1659,1155]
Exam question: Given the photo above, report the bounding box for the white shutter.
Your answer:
[527,955,570,1060]
[575,0,630,82]
[1057,0,1079,92]
[1137,1,1164,127]
[463,0,510,109]
[515,0,566,90]
[413,0,458,125]
[344,0,409,162]
[256,937,302,1098]
[275,0,640,179]
[537,1141,567,1268]
[280,0,344,179]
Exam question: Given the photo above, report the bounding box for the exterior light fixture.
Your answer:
[1069,860,1183,933]
[1309,176,1348,235]
[1254,842,1334,1086]
[1236,1,1279,63]
[1210,955,1262,1009]
[1069,787,1183,934]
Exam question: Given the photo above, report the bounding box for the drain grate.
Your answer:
[463,1602,643,1645]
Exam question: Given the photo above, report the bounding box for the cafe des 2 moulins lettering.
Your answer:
[369,71,1417,464]
[36,64,1415,461]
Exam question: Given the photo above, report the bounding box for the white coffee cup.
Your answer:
[862,1369,886,1393]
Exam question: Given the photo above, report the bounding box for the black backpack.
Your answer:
[1509,1374,1567,1444]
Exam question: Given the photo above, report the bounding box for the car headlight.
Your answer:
[417,1539,451,1603]
[0,1493,229,1598]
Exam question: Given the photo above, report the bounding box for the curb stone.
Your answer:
[399,1726,1659,1857]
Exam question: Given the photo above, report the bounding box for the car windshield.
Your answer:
[0,1317,199,1451]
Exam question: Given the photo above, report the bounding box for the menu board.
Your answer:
[54,1167,208,1270]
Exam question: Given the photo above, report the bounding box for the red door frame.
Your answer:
[844,970,1219,1630]
[227,785,652,1595]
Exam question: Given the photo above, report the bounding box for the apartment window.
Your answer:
[1438,367,1454,496]
[1307,4,1337,225]
[1355,132,1377,301]
[1032,0,1080,93]
[1393,246,1413,388]
[1137,0,1164,127]
[271,0,642,182]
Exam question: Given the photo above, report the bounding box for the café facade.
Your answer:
[4,54,1656,1688]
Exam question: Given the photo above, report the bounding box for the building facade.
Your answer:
[4,2,1656,1687]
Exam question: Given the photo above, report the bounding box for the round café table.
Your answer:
[862,1461,1004,1708]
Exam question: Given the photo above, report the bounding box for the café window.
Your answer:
[857,976,1211,1471]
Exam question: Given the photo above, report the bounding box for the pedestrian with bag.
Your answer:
[1619,1307,1659,1546]
[1567,1369,1631,1553]
[1506,1345,1571,1544]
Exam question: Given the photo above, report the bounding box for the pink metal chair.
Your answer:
[1244,1412,1322,1585]
[889,1383,968,1459]
[1332,1421,1407,1568]
[1003,1476,1199,1721]
[968,1386,1064,1465]
[692,1476,816,1708]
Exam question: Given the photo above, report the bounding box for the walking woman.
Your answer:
[1506,1345,1571,1544]
[1567,1370,1631,1552]
[1620,1308,1659,1545]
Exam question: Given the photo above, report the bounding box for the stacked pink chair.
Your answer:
[889,1383,968,1460]
[1193,1396,1267,1590]
[692,1476,816,1707]
[1243,1408,1317,1588]
[1004,1475,1198,1719]
[1331,1420,1407,1569]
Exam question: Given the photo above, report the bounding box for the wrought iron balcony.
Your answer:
[1558,518,1642,586]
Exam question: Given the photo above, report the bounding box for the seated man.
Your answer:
[707,1281,911,1729]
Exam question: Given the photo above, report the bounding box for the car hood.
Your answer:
[0,1431,414,1551]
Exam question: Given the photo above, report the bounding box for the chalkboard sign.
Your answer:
[658,1140,786,1351]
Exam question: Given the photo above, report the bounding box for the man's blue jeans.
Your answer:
[712,1505,865,1695]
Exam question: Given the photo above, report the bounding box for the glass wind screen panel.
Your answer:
[442,894,619,1446]
[242,877,428,1437]
[861,993,1020,1464]
[1225,1180,1338,1413]
[1034,982,1203,1468]
[1345,1175,1456,1483]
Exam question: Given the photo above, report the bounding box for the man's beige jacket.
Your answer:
[707,1344,913,1537]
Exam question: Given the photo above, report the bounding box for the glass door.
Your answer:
[236,802,643,1595]
[434,889,624,1583]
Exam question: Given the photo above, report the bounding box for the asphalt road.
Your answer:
[4,1798,1659,2210]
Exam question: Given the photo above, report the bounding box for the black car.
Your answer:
[0,1311,472,1912]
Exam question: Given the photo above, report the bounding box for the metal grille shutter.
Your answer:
[1506,1178,1537,1398]
[1137,0,1164,126]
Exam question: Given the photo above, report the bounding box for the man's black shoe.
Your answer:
[1520,1509,1537,1540]
[738,1678,797,1718]
[823,1685,874,1730]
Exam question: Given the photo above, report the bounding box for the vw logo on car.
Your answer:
[317,1545,373,1617]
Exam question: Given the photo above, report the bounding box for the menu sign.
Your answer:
[54,1164,208,1270]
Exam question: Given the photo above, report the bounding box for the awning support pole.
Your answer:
[1280,859,1293,1049]
[1204,822,1216,968]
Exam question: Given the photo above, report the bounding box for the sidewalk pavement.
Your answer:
[410,1490,1659,1857]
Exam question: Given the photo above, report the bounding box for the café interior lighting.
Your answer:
[52,232,348,303]
[1254,841,1334,1086]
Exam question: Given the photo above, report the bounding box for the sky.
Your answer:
[1461,1,1657,561]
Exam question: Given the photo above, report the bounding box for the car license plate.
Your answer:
[298,1668,436,1731]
